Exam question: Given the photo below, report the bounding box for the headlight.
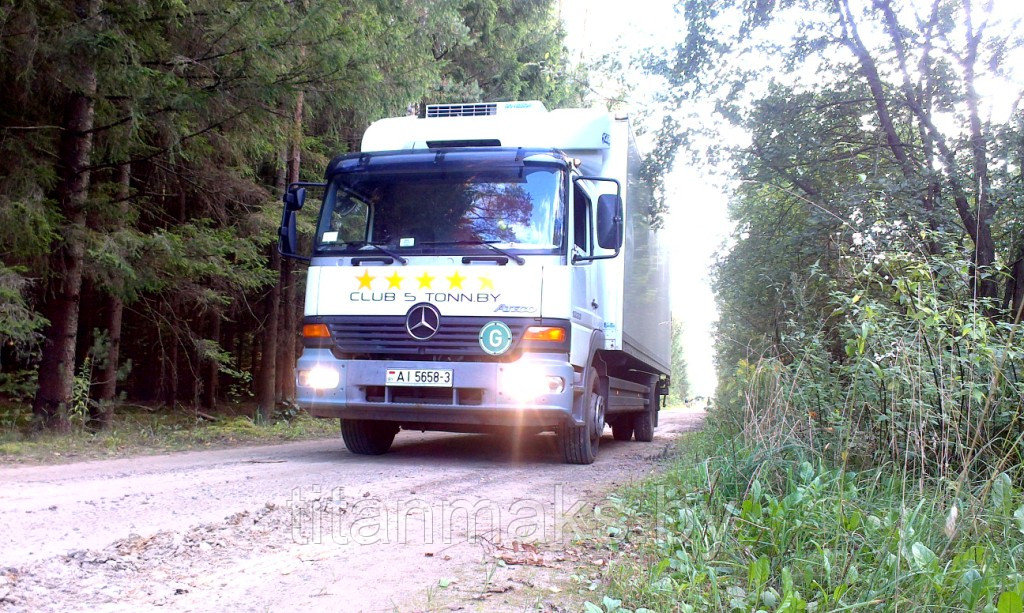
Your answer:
[501,363,564,403]
[298,365,340,390]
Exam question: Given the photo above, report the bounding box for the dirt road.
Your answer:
[0,409,703,612]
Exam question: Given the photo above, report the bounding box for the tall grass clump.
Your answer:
[718,252,1024,486]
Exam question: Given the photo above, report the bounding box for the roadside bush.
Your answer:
[717,251,1024,485]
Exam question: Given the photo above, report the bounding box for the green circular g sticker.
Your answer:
[479,321,513,355]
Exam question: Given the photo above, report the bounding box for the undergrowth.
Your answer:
[0,404,336,464]
[591,431,1024,612]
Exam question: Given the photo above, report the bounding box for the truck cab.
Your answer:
[280,102,670,464]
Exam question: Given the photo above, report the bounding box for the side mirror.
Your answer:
[279,209,298,255]
[596,193,623,250]
[283,186,306,211]
[279,186,304,258]
[278,182,325,263]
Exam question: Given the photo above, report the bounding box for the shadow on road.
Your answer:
[300,430,636,466]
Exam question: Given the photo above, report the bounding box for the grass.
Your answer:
[0,403,337,465]
[583,430,1024,612]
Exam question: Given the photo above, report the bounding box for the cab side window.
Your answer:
[573,182,591,254]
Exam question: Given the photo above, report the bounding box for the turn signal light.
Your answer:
[302,323,331,338]
[523,326,566,342]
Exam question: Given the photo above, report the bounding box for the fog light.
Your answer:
[298,365,340,389]
[501,364,564,402]
[545,375,565,394]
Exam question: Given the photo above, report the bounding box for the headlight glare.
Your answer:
[298,365,340,390]
[501,363,564,402]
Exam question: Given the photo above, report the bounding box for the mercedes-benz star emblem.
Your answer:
[405,303,441,340]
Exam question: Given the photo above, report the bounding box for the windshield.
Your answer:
[315,166,565,255]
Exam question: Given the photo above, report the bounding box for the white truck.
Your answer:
[278,101,670,464]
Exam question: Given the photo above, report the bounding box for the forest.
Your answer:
[0,0,584,433]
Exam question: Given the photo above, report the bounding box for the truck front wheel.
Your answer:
[560,370,605,464]
[340,419,399,455]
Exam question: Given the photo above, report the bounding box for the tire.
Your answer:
[610,419,633,441]
[632,392,655,443]
[560,369,605,464]
[340,419,399,455]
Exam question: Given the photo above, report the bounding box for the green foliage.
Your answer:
[0,264,47,349]
[439,0,584,108]
[668,319,689,405]
[597,432,1024,611]
[70,357,94,428]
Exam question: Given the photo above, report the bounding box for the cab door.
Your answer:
[568,178,604,368]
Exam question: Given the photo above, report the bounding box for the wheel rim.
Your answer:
[590,391,605,444]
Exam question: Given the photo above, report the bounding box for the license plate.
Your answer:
[385,369,453,387]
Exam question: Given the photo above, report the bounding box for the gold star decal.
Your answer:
[479,276,494,290]
[416,272,435,289]
[447,271,466,290]
[356,270,375,289]
[385,272,404,289]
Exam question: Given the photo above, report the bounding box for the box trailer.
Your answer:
[278,101,671,464]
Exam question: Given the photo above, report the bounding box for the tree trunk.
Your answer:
[961,3,999,305]
[205,313,221,409]
[277,89,304,403]
[92,162,131,429]
[1004,248,1024,324]
[165,339,179,409]
[276,261,291,401]
[282,262,298,401]
[32,0,100,432]
[257,246,281,422]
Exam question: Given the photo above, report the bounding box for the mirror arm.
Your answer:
[572,176,621,197]
[277,243,311,263]
[287,181,327,190]
[572,247,620,263]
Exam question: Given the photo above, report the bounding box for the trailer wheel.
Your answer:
[560,370,604,464]
[610,419,634,441]
[632,385,656,442]
[340,419,399,455]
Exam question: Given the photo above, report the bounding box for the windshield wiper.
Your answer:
[362,242,407,264]
[321,241,407,264]
[419,240,525,265]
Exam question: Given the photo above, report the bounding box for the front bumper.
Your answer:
[295,349,578,428]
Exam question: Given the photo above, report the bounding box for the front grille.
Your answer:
[325,316,529,359]
[426,103,497,117]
